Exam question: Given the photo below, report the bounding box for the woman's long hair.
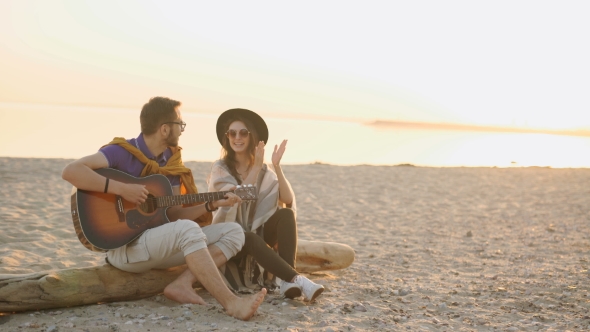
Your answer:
[220,115,260,184]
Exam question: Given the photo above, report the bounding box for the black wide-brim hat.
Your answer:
[216,108,269,145]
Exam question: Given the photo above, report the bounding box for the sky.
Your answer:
[2,0,590,131]
[2,0,590,167]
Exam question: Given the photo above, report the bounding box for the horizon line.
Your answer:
[0,155,588,169]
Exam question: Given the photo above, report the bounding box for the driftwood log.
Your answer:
[0,240,354,313]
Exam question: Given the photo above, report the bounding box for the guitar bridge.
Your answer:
[116,195,125,222]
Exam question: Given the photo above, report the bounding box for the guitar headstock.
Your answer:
[234,185,257,200]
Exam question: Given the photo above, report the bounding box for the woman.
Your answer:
[208,108,324,302]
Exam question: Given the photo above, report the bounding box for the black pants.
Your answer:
[234,208,298,282]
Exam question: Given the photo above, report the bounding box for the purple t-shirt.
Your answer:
[99,134,181,187]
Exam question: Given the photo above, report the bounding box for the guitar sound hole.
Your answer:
[139,194,157,214]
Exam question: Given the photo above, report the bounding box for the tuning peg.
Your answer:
[248,184,253,187]
[236,185,242,189]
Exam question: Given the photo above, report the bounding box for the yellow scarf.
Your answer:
[104,137,212,225]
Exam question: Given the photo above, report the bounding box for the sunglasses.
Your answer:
[226,129,250,139]
[163,121,186,131]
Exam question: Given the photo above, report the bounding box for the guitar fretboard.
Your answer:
[156,191,232,208]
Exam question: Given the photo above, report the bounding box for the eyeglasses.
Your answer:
[226,129,250,139]
[163,121,186,132]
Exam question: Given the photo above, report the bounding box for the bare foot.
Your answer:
[163,280,207,305]
[226,288,267,321]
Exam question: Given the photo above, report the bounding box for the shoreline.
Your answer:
[1,156,588,169]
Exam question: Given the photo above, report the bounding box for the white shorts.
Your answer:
[106,220,244,273]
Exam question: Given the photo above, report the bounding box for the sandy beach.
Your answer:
[1,157,590,331]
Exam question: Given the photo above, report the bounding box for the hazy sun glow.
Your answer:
[1,1,590,166]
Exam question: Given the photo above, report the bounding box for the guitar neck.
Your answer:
[156,191,232,208]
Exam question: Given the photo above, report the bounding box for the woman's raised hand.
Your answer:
[254,141,265,169]
[272,140,288,166]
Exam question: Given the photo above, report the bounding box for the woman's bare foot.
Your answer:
[163,280,207,305]
[225,288,267,321]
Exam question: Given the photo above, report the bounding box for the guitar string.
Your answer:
[140,190,254,208]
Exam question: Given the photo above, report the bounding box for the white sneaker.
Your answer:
[279,279,302,299]
[294,275,324,302]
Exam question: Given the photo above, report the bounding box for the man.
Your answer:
[62,97,266,321]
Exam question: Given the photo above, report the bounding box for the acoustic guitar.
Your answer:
[70,168,257,252]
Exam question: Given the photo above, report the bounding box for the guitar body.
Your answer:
[71,168,257,252]
[71,168,173,252]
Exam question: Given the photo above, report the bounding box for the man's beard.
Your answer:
[165,134,179,147]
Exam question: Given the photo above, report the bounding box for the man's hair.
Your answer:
[140,97,181,135]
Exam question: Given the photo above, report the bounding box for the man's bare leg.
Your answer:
[163,244,228,305]
[164,247,265,320]
[186,248,265,320]
[208,244,228,267]
[163,268,207,305]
